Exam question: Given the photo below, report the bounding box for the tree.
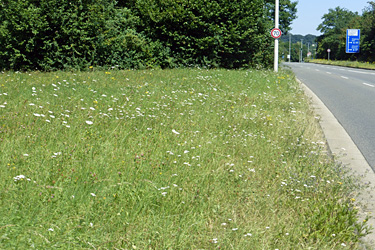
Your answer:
[264,0,298,34]
[0,0,158,70]
[133,0,275,68]
[0,0,298,70]
[316,7,359,60]
[360,1,375,62]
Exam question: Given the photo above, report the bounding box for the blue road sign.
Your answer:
[346,29,360,53]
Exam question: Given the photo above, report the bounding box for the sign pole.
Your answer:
[274,0,279,72]
[327,49,331,61]
[289,33,291,63]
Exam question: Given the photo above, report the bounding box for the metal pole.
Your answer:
[274,0,279,72]
[300,39,303,63]
[289,33,291,63]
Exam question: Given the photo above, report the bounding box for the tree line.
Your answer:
[279,34,317,62]
[0,0,297,71]
[316,2,375,62]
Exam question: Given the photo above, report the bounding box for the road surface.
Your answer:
[285,62,375,170]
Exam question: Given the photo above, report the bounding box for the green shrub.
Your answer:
[0,0,158,71]
[134,0,273,68]
[0,0,275,70]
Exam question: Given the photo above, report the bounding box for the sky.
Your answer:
[290,0,372,36]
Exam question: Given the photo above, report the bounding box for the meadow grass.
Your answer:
[308,59,375,70]
[0,68,370,249]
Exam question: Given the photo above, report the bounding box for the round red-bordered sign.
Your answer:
[271,28,282,39]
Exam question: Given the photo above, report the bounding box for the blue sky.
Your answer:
[290,0,371,36]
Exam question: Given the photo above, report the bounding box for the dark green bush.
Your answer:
[134,0,273,68]
[0,0,158,71]
[0,0,275,70]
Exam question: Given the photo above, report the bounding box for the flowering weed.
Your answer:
[0,69,369,249]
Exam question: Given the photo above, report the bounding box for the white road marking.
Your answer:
[348,69,375,75]
[326,72,332,74]
[341,76,349,79]
[363,83,375,88]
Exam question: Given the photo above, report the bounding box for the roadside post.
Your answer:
[327,49,331,61]
[272,0,281,72]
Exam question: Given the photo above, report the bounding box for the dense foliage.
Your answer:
[316,2,375,62]
[0,0,159,70]
[0,0,298,70]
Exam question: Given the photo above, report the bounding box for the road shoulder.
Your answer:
[299,78,375,248]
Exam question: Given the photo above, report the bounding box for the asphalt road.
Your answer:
[285,62,375,170]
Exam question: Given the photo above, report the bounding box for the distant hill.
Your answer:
[280,34,317,44]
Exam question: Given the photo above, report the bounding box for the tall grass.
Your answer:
[0,68,369,249]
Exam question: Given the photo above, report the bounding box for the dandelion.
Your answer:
[86,121,93,125]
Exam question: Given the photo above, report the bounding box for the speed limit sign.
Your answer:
[271,28,282,39]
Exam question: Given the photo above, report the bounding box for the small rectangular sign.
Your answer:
[346,29,360,53]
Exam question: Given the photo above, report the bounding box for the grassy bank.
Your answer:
[0,68,369,249]
[308,59,375,70]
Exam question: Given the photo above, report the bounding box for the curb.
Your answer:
[298,79,375,248]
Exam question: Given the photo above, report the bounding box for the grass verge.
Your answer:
[308,59,375,70]
[0,68,370,249]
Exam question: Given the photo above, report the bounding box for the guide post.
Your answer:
[273,0,280,72]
